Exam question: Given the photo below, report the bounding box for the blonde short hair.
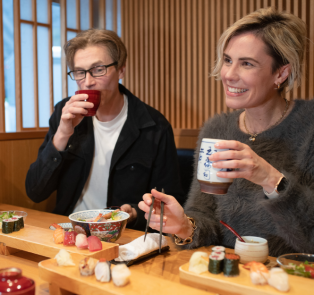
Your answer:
[64,29,127,70]
[212,7,306,92]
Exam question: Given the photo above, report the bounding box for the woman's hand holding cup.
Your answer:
[209,140,282,192]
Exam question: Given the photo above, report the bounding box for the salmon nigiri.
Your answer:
[53,228,64,244]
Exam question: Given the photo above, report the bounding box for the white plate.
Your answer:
[49,222,73,230]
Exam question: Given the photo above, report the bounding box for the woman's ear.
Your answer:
[275,64,291,85]
[119,65,126,80]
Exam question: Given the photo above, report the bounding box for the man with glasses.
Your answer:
[26,29,184,231]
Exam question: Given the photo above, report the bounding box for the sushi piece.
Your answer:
[268,267,289,292]
[212,246,225,253]
[76,233,88,249]
[79,257,99,276]
[54,249,75,266]
[208,252,225,274]
[87,235,102,252]
[245,261,269,285]
[17,216,24,229]
[112,264,131,287]
[95,259,111,282]
[11,217,20,232]
[188,251,209,274]
[53,228,64,244]
[51,223,63,229]
[2,219,14,234]
[64,230,76,246]
[223,253,240,277]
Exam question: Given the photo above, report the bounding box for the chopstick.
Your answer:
[160,189,165,253]
[144,188,156,242]
[144,187,165,254]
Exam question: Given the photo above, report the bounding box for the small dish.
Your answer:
[234,236,269,264]
[277,253,314,279]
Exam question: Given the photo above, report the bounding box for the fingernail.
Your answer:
[215,143,220,147]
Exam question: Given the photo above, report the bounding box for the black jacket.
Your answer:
[26,85,184,231]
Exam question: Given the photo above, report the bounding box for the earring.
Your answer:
[277,83,280,89]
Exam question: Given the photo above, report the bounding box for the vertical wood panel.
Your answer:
[60,0,68,98]
[33,0,39,129]
[14,0,22,131]
[121,0,314,132]
[49,0,54,115]
[0,1,5,132]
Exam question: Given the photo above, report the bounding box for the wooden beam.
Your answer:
[60,0,68,98]
[14,0,22,131]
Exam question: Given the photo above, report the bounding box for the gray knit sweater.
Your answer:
[184,99,314,256]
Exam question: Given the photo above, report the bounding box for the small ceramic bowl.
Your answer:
[234,236,269,264]
[277,253,314,278]
[69,209,129,243]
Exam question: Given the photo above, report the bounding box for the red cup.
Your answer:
[0,268,35,295]
[75,89,101,116]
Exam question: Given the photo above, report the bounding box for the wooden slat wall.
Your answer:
[0,138,56,211]
[121,0,314,132]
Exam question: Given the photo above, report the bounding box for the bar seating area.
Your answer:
[1,1,314,294]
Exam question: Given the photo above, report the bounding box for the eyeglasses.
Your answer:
[67,62,118,81]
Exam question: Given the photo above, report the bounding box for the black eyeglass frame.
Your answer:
[67,61,118,81]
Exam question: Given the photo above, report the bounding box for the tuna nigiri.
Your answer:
[64,229,76,246]
[87,235,102,252]
[53,228,64,244]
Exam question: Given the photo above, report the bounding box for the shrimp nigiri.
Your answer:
[53,228,64,244]
[243,261,269,285]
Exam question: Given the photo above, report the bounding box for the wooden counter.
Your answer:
[0,204,214,295]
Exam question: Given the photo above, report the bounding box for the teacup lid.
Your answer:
[0,267,34,292]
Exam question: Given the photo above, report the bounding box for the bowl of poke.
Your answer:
[277,253,314,279]
[68,209,129,243]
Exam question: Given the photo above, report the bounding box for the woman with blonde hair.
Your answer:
[139,7,314,256]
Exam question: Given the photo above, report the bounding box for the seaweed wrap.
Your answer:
[2,219,14,234]
[223,253,240,277]
[208,252,225,274]
[12,218,21,232]
[17,216,24,229]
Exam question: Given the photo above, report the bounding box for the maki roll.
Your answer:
[12,218,20,232]
[2,219,14,234]
[212,246,225,253]
[208,252,225,274]
[17,216,24,229]
[223,253,240,277]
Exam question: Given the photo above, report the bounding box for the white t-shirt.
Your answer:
[73,95,128,212]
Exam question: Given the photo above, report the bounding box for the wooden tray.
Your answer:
[39,253,212,295]
[0,224,118,260]
[179,262,314,295]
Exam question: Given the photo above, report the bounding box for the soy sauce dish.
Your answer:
[234,236,269,264]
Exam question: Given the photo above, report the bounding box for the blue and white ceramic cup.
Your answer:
[197,138,233,194]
